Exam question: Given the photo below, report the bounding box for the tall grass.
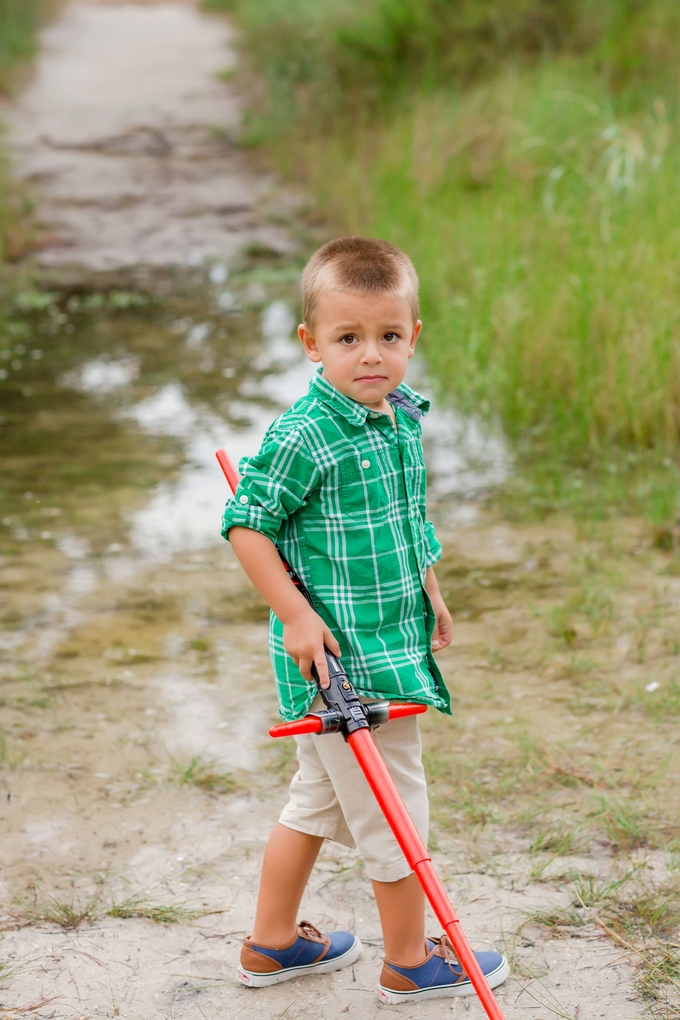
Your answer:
[208,0,680,128]
[0,0,46,261]
[0,0,43,88]
[212,0,680,479]
[307,72,680,456]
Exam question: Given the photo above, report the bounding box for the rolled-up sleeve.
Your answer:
[423,520,442,567]
[221,425,321,544]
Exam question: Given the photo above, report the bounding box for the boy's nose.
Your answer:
[361,341,382,363]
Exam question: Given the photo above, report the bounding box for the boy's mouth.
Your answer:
[355,375,387,383]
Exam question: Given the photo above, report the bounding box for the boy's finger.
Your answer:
[314,651,330,689]
[298,655,312,681]
[324,629,341,657]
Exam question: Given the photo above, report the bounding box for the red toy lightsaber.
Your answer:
[217,448,508,1019]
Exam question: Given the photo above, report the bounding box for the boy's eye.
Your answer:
[382,332,399,342]
[339,334,359,345]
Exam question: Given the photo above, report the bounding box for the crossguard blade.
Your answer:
[270,702,426,738]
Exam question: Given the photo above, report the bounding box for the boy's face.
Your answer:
[298,290,421,409]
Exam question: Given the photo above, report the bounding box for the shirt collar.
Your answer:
[387,382,430,420]
[308,369,430,425]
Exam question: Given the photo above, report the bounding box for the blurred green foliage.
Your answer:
[206,0,680,127]
[0,0,48,261]
[0,0,44,87]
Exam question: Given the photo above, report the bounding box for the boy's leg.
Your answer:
[251,823,324,946]
[289,710,429,965]
[372,872,426,966]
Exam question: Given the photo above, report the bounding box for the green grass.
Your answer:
[167,754,241,794]
[206,0,680,124]
[19,891,207,928]
[0,0,48,261]
[22,892,103,928]
[0,0,44,87]
[107,895,206,925]
[299,65,680,474]
[521,867,680,1013]
[213,0,680,519]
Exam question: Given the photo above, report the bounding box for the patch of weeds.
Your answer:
[258,735,297,785]
[620,880,680,938]
[527,742,600,789]
[102,644,158,666]
[547,605,578,645]
[217,589,270,623]
[243,240,285,261]
[107,895,206,924]
[641,679,680,718]
[20,891,206,928]
[520,840,680,1013]
[0,728,27,770]
[571,866,640,910]
[518,905,585,935]
[569,868,680,1013]
[0,955,30,986]
[547,582,614,645]
[315,857,366,891]
[529,825,580,857]
[188,637,209,653]
[22,893,102,928]
[167,754,241,794]
[595,796,652,851]
[116,590,180,623]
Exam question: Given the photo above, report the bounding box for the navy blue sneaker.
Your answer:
[238,920,362,987]
[379,935,509,1003]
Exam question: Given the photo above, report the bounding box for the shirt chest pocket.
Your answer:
[338,452,392,519]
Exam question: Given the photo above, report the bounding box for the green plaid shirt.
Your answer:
[221,371,451,721]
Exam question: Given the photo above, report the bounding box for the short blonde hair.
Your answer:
[301,236,419,327]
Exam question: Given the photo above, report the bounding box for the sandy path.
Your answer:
[0,3,652,1018]
[3,0,296,270]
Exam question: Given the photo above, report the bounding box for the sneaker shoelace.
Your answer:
[298,920,327,943]
[431,934,463,972]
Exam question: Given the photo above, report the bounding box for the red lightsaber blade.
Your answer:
[216,447,508,1020]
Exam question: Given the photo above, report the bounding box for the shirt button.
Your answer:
[239,494,248,504]
[369,412,380,419]
[361,459,370,469]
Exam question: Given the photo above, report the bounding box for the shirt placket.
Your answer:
[368,413,427,581]
[394,418,427,580]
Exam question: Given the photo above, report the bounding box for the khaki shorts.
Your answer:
[279,698,429,883]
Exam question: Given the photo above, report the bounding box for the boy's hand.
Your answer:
[425,566,453,653]
[430,593,453,652]
[282,605,341,688]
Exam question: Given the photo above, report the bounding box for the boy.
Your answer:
[221,237,508,1003]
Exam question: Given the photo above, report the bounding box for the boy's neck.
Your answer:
[362,395,392,415]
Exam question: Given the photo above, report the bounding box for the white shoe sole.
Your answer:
[237,935,362,988]
[378,955,509,1003]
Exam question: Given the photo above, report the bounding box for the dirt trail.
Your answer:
[3,0,296,270]
[0,3,668,1018]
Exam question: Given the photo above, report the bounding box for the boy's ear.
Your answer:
[408,320,422,357]
[298,323,323,363]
